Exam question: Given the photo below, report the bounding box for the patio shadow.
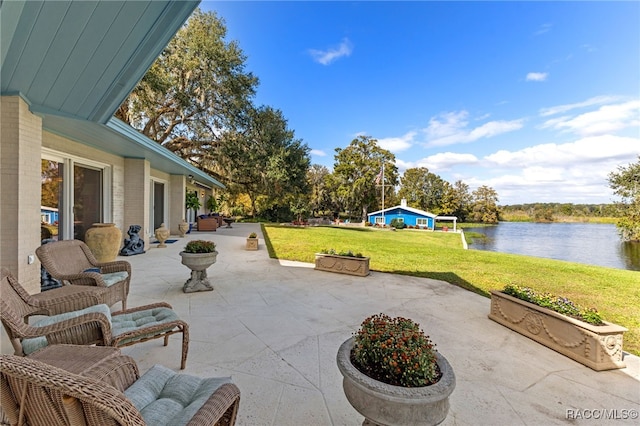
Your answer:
[387,270,489,298]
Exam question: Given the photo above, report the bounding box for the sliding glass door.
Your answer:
[73,164,103,241]
[41,154,107,242]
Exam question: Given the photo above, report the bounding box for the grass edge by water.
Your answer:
[261,223,640,357]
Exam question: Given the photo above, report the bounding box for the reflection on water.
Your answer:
[620,242,640,271]
[466,222,639,271]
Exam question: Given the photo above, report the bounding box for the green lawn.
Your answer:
[262,224,640,357]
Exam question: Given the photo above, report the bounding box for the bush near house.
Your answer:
[390,218,406,229]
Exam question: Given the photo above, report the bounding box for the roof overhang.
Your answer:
[1,0,199,123]
[368,205,437,218]
[1,0,220,188]
[42,114,223,189]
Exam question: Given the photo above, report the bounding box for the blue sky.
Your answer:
[204,1,639,205]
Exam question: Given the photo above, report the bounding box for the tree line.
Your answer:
[114,9,499,224]
[115,9,639,241]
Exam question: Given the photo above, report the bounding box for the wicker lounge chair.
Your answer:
[1,274,189,369]
[1,350,240,425]
[1,267,111,318]
[36,239,131,310]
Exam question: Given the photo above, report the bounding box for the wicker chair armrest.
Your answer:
[95,260,131,275]
[0,355,147,426]
[32,290,102,309]
[30,312,112,343]
[185,383,241,426]
[52,272,105,287]
[111,319,186,347]
[112,302,173,316]
[81,355,140,392]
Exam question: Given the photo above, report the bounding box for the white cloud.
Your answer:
[309,38,353,65]
[396,152,478,173]
[540,100,640,136]
[533,23,552,36]
[539,95,622,116]
[526,72,548,82]
[485,135,639,167]
[377,131,416,152]
[394,135,638,204]
[311,149,327,157]
[475,135,640,203]
[424,110,523,147]
[468,120,523,140]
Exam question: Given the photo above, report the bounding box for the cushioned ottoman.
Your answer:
[21,303,189,369]
[125,364,233,426]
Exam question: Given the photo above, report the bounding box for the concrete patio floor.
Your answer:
[4,222,639,425]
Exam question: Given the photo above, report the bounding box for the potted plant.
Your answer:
[206,195,218,215]
[185,191,201,232]
[179,240,217,293]
[488,284,627,370]
[246,232,259,250]
[337,314,455,426]
[314,248,369,277]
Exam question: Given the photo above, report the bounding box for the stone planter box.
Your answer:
[488,290,627,371]
[246,237,258,251]
[314,254,369,277]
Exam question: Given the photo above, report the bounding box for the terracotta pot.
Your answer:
[84,223,122,263]
[337,337,455,426]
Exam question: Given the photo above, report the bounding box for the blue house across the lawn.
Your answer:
[367,199,457,231]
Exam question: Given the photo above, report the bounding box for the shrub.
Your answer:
[183,240,216,253]
[502,284,604,325]
[352,314,440,387]
[248,232,257,238]
[390,219,406,229]
[320,248,364,258]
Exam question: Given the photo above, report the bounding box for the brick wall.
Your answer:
[1,96,42,292]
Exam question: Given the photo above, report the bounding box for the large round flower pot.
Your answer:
[179,251,218,293]
[84,223,122,262]
[337,337,455,426]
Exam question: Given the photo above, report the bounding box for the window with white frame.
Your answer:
[375,216,385,224]
[41,150,111,241]
[416,218,428,226]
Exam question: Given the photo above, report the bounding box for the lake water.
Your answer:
[465,222,640,271]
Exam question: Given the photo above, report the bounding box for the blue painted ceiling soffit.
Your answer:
[1,0,200,123]
[42,114,224,190]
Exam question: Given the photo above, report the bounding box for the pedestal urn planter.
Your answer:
[315,254,370,277]
[84,223,122,262]
[178,219,189,237]
[154,223,170,248]
[337,337,455,426]
[488,290,627,371]
[179,251,218,293]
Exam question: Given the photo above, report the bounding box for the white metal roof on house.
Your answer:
[368,204,437,218]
